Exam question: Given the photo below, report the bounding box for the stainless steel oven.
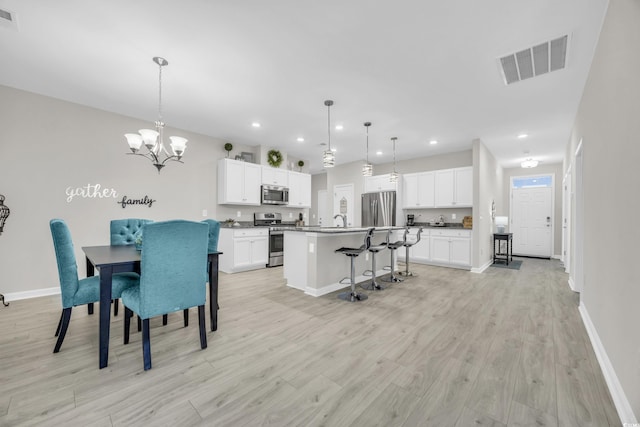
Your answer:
[261,185,289,205]
[254,213,285,267]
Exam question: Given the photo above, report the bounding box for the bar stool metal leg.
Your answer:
[398,245,417,277]
[382,247,404,283]
[338,255,368,302]
[360,250,385,291]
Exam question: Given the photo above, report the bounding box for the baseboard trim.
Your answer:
[552,254,562,260]
[4,287,60,302]
[471,260,492,274]
[579,302,638,424]
[568,277,577,292]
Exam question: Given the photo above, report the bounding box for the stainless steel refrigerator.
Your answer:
[361,191,396,227]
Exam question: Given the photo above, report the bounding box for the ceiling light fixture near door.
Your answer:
[521,158,539,168]
[389,137,399,182]
[362,122,373,176]
[322,100,335,168]
[124,57,187,173]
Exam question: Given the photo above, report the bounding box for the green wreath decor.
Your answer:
[267,149,283,167]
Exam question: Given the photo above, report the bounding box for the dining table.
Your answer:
[82,244,222,369]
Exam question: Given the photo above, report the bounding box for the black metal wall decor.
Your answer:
[0,194,9,235]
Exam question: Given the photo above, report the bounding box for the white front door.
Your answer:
[333,184,354,227]
[511,187,553,257]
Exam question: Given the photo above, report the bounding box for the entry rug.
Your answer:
[491,260,522,270]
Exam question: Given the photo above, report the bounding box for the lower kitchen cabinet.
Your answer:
[430,229,471,267]
[218,228,268,273]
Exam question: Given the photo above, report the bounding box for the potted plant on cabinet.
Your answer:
[224,143,233,158]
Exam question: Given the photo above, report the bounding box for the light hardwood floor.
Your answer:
[0,258,620,426]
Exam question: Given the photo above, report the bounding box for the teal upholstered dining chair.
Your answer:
[50,219,139,353]
[109,218,153,316]
[121,220,209,370]
[201,219,221,252]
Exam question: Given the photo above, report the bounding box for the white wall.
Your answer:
[0,85,272,296]
[566,0,639,420]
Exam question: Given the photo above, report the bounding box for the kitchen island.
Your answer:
[283,227,402,297]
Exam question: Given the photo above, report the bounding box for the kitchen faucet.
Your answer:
[334,213,347,227]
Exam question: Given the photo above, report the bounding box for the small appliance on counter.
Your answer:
[295,213,305,227]
[406,214,415,226]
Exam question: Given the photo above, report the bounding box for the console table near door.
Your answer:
[493,233,513,265]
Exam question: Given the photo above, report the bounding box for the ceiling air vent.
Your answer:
[499,35,568,85]
[0,8,18,31]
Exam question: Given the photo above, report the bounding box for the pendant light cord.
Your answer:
[327,103,331,150]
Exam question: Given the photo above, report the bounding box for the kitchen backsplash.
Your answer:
[403,207,472,225]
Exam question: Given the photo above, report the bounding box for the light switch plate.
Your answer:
[237,211,241,218]
[451,213,456,220]
[202,209,208,217]
[309,243,315,253]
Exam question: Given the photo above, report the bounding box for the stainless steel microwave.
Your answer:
[261,185,289,205]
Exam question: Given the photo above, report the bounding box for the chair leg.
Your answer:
[142,318,152,370]
[55,311,63,337]
[53,307,72,353]
[137,316,142,332]
[87,303,94,315]
[184,309,189,327]
[113,299,119,316]
[198,305,207,349]
[162,314,168,326]
[124,306,132,345]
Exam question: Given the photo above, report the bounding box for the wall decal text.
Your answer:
[66,183,119,203]
[118,195,156,208]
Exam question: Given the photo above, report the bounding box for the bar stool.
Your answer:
[360,231,387,291]
[398,227,423,277]
[383,229,406,283]
[335,228,374,302]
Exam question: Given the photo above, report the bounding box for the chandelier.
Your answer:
[362,122,373,176]
[0,194,9,235]
[322,100,335,168]
[125,57,187,173]
[390,137,399,182]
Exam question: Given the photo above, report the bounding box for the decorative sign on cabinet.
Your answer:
[218,158,262,205]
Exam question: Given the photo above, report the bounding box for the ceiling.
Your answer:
[0,0,608,174]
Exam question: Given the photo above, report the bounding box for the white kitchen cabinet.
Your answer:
[402,171,435,208]
[429,228,471,266]
[454,167,473,206]
[364,174,398,193]
[288,171,311,208]
[218,158,261,205]
[262,166,289,187]
[218,228,269,273]
[434,167,473,207]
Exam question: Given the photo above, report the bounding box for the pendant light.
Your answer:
[362,122,373,176]
[389,137,399,182]
[322,100,335,168]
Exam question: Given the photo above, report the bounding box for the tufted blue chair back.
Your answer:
[130,220,208,319]
[110,219,153,246]
[50,219,80,309]
[201,219,221,252]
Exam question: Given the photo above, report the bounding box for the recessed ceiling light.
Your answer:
[335,125,344,131]
[376,151,383,156]
[251,122,261,128]
[429,140,438,145]
[331,148,337,152]
[296,137,304,142]
[517,133,528,139]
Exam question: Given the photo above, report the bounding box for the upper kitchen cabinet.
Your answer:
[288,171,311,208]
[262,166,289,187]
[218,158,261,205]
[364,174,398,193]
[402,171,435,208]
[435,166,472,207]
